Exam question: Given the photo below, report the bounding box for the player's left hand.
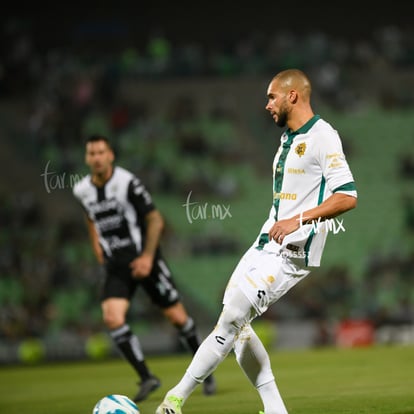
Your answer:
[268,216,301,244]
[130,254,153,278]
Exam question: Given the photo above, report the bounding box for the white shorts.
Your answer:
[223,247,310,316]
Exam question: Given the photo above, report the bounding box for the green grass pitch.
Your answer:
[1,345,413,414]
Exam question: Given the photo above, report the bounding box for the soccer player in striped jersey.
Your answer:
[73,135,216,402]
[156,69,357,414]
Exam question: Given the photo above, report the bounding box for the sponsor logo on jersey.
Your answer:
[108,236,133,249]
[326,152,344,168]
[286,243,299,252]
[326,152,342,159]
[287,167,305,174]
[328,160,343,168]
[273,192,297,200]
[97,214,124,231]
[88,198,119,214]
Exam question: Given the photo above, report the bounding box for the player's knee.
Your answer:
[219,305,249,332]
[103,313,125,329]
[163,303,188,326]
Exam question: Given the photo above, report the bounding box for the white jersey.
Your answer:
[254,115,357,267]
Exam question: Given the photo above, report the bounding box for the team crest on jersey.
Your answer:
[295,142,306,157]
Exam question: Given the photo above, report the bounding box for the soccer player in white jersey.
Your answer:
[155,69,357,414]
[73,135,216,402]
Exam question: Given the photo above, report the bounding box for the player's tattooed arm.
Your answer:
[130,210,164,278]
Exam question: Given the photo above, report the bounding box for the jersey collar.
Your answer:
[286,114,320,140]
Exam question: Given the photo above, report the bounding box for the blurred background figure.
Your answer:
[72,135,216,401]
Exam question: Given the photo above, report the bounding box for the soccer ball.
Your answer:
[92,394,140,414]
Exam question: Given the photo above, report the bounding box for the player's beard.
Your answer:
[92,164,106,176]
[275,103,288,128]
[92,162,113,184]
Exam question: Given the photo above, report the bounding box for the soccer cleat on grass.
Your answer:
[155,395,184,414]
[134,375,161,402]
[203,374,217,396]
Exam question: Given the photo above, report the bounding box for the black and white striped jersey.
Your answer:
[73,166,156,263]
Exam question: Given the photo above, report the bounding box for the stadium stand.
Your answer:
[1,15,413,362]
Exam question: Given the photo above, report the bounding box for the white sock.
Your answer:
[257,381,288,414]
[167,321,236,403]
[234,325,288,414]
[166,289,253,404]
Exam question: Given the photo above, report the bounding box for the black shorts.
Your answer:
[102,254,181,309]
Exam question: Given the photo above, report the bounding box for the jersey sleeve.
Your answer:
[72,181,92,218]
[127,177,156,217]
[317,131,357,198]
